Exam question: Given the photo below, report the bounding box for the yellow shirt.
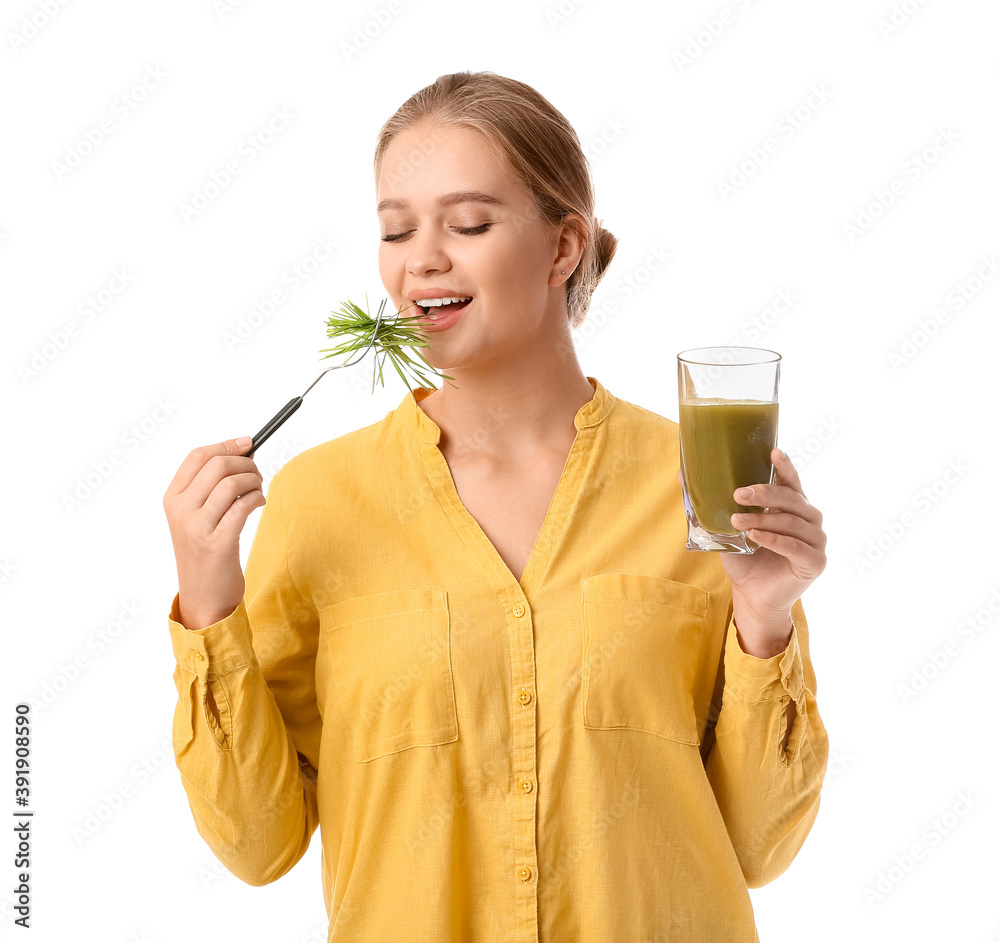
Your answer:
[168,375,828,942]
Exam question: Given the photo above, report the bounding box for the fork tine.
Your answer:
[303,297,391,395]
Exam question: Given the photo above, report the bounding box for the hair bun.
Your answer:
[592,224,619,280]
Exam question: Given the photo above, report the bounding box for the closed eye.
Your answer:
[381,223,493,243]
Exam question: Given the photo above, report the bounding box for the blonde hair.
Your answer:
[373,71,618,331]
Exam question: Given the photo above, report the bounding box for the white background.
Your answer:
[3,1,999,941]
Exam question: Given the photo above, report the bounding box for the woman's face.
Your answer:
[377,122,571,373]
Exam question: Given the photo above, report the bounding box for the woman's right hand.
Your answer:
[163,436,265,631]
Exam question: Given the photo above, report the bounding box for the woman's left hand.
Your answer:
[719,448,827,655]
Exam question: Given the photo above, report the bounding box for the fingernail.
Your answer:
[736,487,754,499]
[235,436,252,448]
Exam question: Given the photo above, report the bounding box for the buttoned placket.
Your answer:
[507,595,539,935]
[420,455,549,937]
[406,378,614,943]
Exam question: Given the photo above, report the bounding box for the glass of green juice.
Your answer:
[677,347,781,553]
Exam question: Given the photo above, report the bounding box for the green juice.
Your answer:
[679,399,778,535]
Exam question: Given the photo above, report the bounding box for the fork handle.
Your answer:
[242,397,302,458]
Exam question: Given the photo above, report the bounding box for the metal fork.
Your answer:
[241,299,388,458]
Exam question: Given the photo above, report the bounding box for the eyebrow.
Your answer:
[376,190,505,213]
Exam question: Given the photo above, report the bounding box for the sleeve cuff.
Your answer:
[167,593,255,683]
[723,615,805,703]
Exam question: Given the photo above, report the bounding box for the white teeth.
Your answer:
[418,296,471,308]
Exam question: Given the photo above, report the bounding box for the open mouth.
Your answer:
[417,297,473,317]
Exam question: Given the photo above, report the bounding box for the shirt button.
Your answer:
[519,777,534,795]
[517,689,532,706]
[193,651,205,661]
[518,865,532,882]
[512,603,525,618]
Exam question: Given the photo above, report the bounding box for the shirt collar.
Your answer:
[398,376,616,445]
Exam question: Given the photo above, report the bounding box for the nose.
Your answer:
[405,225,451,277]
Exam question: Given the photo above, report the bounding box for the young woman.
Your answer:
[163,71,829,942]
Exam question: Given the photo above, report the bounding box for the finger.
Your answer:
[164,437,255,499]
[184,455,263,518]
[733,481,822,526]
[202,471,267,530]
[771,448,806,496]
[743,527,827,578]
[732,510,827,553]
[213,482,267,537]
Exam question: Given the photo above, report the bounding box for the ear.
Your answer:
[548,212,587,286]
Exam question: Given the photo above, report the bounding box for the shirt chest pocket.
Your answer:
[582,574,709,747]
[320,588,458,763]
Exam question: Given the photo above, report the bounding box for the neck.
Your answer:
[417,338,595,465]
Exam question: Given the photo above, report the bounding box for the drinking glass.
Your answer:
[677,347,781,553]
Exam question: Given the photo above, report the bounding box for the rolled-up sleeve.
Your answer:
[167,470,321,887]
[703,598,829,887]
